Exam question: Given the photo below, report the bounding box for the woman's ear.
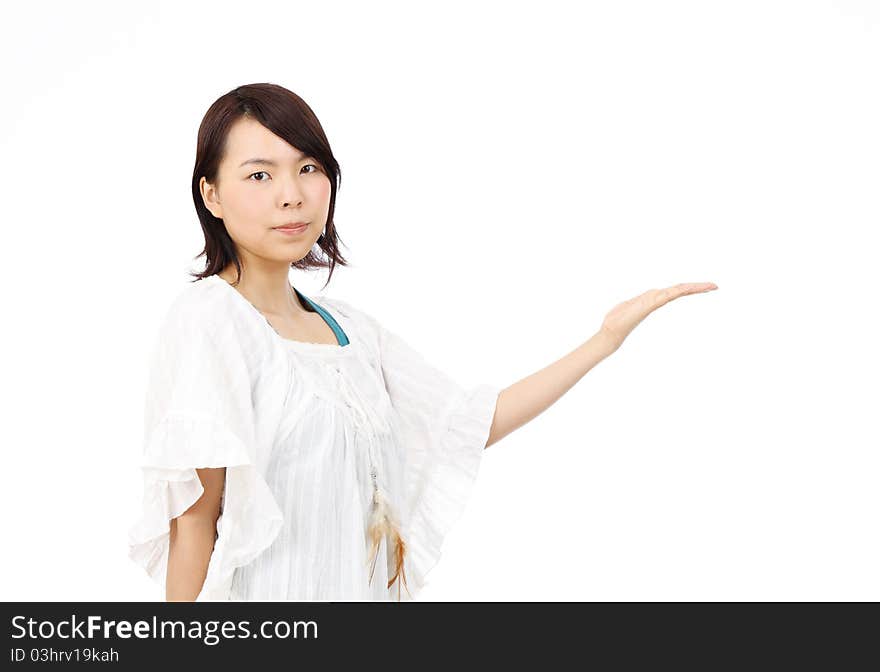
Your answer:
[200,176,223,219]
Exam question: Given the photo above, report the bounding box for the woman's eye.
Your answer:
[249,164,320,182]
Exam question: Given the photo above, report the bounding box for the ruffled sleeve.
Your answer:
[375,319,501,598]
[127,290,284,601]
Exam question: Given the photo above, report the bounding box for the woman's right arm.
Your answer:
[165,467,226,601]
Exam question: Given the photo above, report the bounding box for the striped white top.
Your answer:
[127,274,500,601]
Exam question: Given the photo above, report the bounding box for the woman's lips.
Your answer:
[274,223,308,235]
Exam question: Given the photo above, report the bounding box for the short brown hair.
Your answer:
[189,83,350,290]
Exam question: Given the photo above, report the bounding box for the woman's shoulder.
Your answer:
[314,294,375,326]
[316,294,389,339]
[160,277,230,327]
[155,275,263,350]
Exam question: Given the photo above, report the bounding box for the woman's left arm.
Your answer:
[485,282,718,449]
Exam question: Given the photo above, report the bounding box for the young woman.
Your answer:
[127,83,718,602]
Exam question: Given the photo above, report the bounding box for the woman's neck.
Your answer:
[217,266,309,317]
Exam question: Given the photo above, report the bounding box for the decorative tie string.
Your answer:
[333,368,412,601]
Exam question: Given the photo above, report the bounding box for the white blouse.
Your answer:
[127,274,501,601]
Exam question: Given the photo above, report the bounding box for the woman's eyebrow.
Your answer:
[239,154,309,168]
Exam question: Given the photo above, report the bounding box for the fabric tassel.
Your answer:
[365,487,412,601]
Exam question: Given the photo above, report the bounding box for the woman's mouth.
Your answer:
[273,223,309,235]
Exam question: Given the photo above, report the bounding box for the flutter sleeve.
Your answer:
[127,293,283,601]
[375,317,501,597]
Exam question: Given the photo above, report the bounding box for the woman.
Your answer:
[127,82,718,602]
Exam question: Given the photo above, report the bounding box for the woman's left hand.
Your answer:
[599,282,719,352]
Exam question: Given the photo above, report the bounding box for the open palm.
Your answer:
[600,282,718,351]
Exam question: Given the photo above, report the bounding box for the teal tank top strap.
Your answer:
[292,288,350,346]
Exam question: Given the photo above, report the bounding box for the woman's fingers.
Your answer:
[654,282,718,308]
[600,282,719,348]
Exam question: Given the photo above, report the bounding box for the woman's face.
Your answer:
[200,116,332,266]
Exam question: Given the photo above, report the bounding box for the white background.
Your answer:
[0,0,877,601]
